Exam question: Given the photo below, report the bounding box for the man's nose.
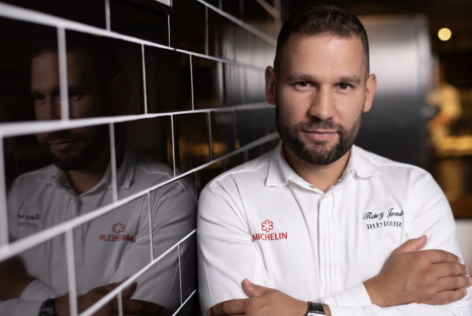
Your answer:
[308,87,335,121]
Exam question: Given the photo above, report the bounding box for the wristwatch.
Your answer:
[38,298,57,316]
[306,301,327,315]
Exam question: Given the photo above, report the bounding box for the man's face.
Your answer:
[266,33,376,166]
[31,51,112,171]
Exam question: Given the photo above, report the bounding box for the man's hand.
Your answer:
[364,235,471,307]
[209,279,327,316]
[54,282,166,316]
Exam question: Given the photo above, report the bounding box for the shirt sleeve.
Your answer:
[323,172,472,315]
[198,183,272,314]
[111,179,197,313]
[0,299,43,316]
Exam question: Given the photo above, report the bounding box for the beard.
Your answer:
[38,126,109,171]
[276,104,362,166]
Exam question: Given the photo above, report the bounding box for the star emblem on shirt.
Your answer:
[112,222,126,234]
[261,220,274,232]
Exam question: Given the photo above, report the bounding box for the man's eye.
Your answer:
[296,81,309,87]
[33,95,45,102]
[339,83,350,89]
[69,93,82,101]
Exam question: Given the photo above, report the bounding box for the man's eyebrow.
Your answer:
[286,73,316,82]
[30,86,61,96]
[337,76,361,85]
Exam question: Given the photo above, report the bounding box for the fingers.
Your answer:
[209,299,248,316]
[393,235,427,254]
[113,299,166,316]
[424,250,461,264]
[121,283,137,299]
[429,288,468,305]
[435,262,469,278]
[242,279,270,297]
[97,282,122,293]
[436,276,472,292]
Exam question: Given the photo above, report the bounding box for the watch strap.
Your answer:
[38,298,57,316]
[306,301,326,315]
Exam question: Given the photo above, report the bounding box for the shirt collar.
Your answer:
[266,142,379,187]
[42,146,137,192]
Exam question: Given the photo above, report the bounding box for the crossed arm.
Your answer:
[207,236,471,316]
[197,181,472,316]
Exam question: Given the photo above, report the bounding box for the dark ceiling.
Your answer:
[281,0,472,89]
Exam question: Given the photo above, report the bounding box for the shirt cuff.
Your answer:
[321,283,372,306]
[20,280,57,301]
[328,305,366,316]
[0,299,44,316]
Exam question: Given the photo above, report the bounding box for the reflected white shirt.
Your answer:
[3,148,196,316]
[197,142,472,316]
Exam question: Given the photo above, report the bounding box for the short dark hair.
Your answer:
[30,29,120,81]
[274,5,370,77]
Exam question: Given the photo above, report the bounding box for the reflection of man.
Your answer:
[198,6,472,316]
[0,32,196,316]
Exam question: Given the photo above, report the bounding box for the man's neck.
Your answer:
[66,142,125,195]
[283,145,351,193]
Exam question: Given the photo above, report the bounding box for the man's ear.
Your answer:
[110,74,128,115]
[265,66,277,106]
[363,73,377,113]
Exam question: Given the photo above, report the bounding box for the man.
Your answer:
[0,32,196,316]
[197,5,472,316]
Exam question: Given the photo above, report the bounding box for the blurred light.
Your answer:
[438,28,452,41]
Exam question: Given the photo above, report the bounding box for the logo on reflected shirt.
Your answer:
[252,220,288,242]
[99,222,135,242]
[112,222,126,234]
[17,213,41,228]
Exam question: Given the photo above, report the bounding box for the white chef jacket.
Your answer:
[2,147,197,316]
[197,142,472,315]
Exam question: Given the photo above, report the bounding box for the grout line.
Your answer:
[141,45,148,114]
[207,112,213,161]
[190,56,194,111]
[0,132,279,262]
[178,244,182,305]
[175,48,267,71]
[109,124,118,203]
[254,0,280,19]
[196,0,277,46]
[274,0,282,31]
[117,292,124,316]
[205,6,209,55]
[57,27,70,121]
[171,289,197,316]
[0,136,8,246]
[171,115,176,178]
[0,2,270,71]
[65,230,79,316]
[147,192,154,261]
[105,0,111,31]
[0,103,273,137]
[167,14,171,47]
[79,230,196,316]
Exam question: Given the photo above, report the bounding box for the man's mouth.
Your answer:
[47,139,80,151]
[303,130,337,142]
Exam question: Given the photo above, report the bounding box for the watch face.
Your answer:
[39,307,56,316]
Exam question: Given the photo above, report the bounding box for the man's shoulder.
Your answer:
[10,164,56,189]
[204,150,273,192]
[354,146,433,181]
